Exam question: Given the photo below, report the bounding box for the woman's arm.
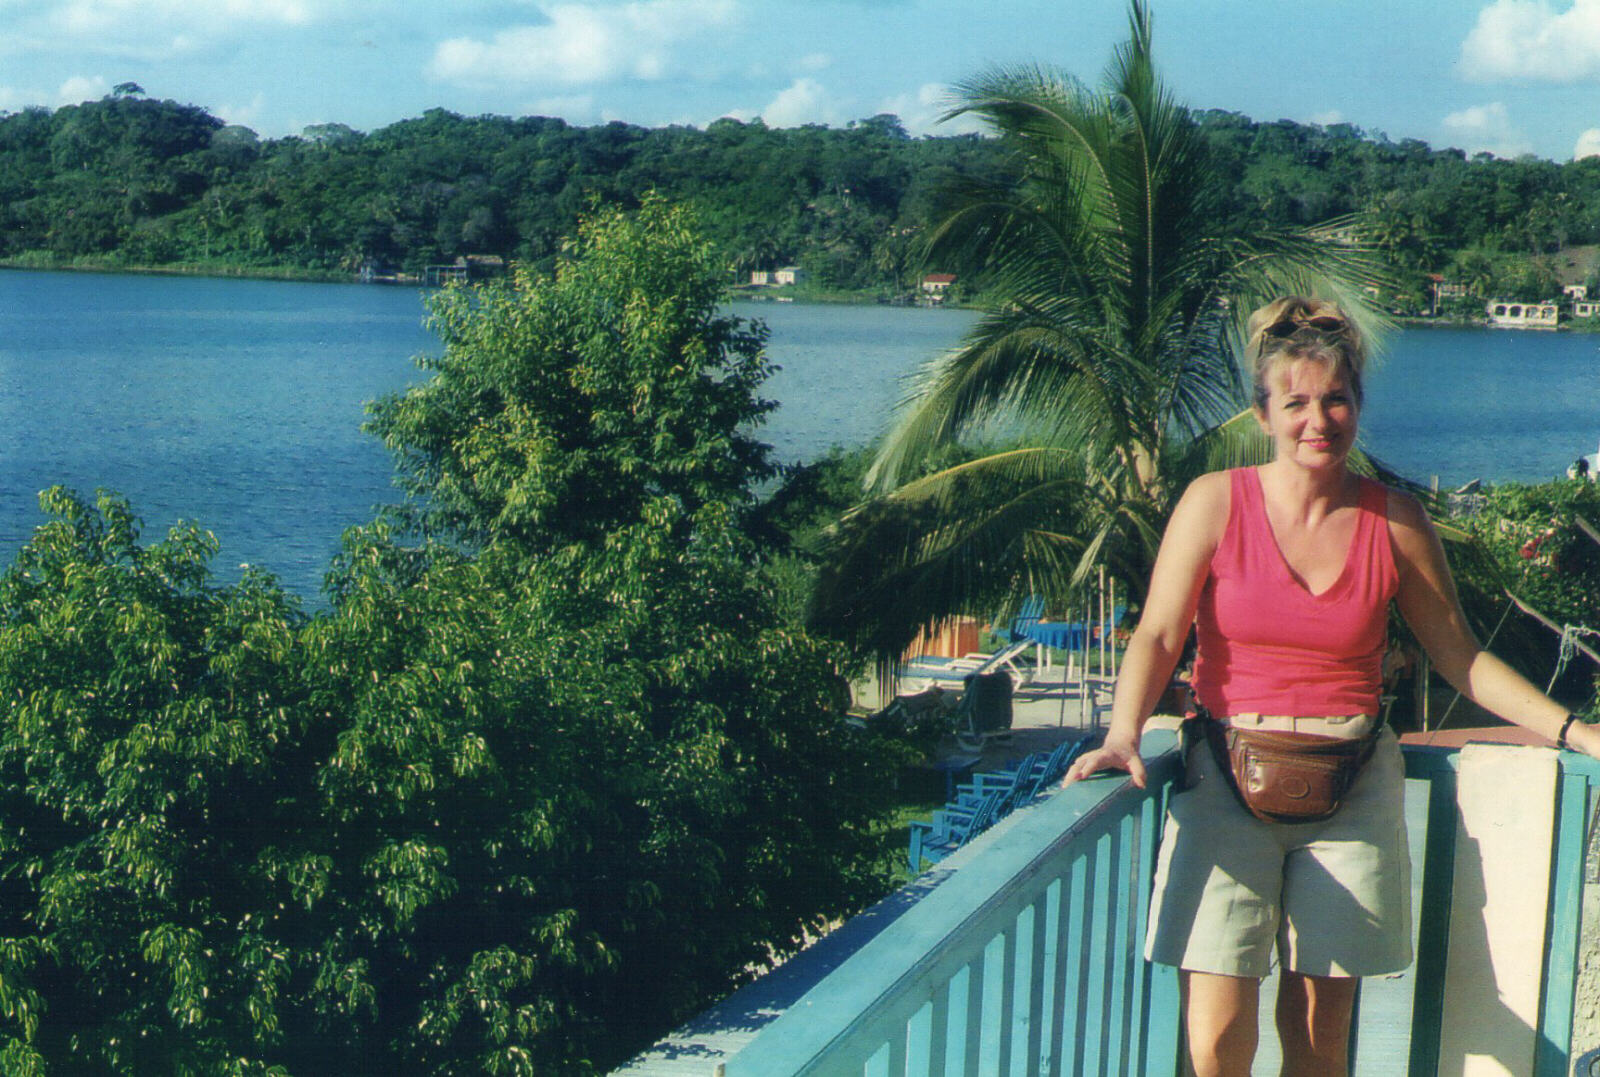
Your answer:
[1390,490,1600,757]
[1064,472,1230,787]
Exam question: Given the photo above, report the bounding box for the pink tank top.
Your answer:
[1191,468,1397,717]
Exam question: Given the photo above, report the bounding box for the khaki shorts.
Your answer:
[1145,725,1412,978]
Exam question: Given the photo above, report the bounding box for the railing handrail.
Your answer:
[721,730,1185,1077]
[621,733,1600,1076]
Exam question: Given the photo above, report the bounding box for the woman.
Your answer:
[1064,296,1600,1076]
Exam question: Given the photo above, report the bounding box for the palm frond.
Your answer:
[809,449,1101,676]
[815,0,1397,667]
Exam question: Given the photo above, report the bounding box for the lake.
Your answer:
[1,269,1596,599]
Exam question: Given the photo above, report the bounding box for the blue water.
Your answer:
[0,270,431,599]
[1359,324,1600,487]
[1,270,1595,600]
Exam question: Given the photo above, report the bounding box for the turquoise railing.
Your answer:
[619,730,1600,1076]
[721,730,1187,1077]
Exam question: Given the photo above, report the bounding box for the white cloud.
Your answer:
[428,0,738,88]
[796,52,831,73]
[1442,101,1535,156]
[1308,109,1346,126]
[52,0,319,29]
[1576,127,1600,157]
[216,92,268,130]
[0,0,350,66]
[56,74,109,104]
[759,77,845,128]
[1460,0,1600,81]
[877,82,985,137]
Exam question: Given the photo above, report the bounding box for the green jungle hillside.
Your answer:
[6,85,1600,308]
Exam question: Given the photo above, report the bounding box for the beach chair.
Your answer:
[952,670,1014,750]
[956,751,1045,815]
[1003,594,1046,644]
[960,735,1101,810]
[897,596,1048,692]
[868,684,957,734]
[1052,674,1116,727]
[907,790,1006,871]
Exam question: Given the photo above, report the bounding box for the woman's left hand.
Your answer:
[1561,717,1600,760]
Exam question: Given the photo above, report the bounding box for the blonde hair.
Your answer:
[1245,296,1366,412]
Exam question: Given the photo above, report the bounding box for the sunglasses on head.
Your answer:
[1263,313,1347,338]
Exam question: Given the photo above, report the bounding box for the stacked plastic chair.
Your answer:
[908,735,1101,871]
[906,791,1007,871]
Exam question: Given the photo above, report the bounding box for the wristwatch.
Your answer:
[1557,713,1580,750]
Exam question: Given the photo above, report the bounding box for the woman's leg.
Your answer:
[1275,971,1358,1075]
[1182,971,1260,1077]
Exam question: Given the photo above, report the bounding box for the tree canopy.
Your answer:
[0,202,898,1074]
[5,88,1600,301]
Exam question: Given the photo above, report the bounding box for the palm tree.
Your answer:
[808,0,1387,670]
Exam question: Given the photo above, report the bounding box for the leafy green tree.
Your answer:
[808,0,1384,665]
[0,201,898,1073]
[0,489,312,1075]
[367,195,777,550]
[342,197,896,1070]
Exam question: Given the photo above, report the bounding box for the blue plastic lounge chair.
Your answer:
[898,596,1048,690]
[907,790,1006,871]
[1004,594,1047,643]
[956,751,1045,814]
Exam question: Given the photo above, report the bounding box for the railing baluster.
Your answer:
[963,951,985,1075]
[1536,765,1593,1075]
[1081,834,1110,1075]
[1049,856,1086,1075]
[1133,787,1179,1077]
[887,1021,908,1077]
[1025,891,1050,1074]
[1406,751,1459,1077]
[928,982,951,1077]
[1104,818,1135,1077]
[1105,811,1134,1077]
[997,924,1017,1075]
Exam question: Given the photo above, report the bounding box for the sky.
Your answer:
[6,0,1600,161]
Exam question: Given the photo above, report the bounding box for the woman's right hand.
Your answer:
[1063,735,1147,789]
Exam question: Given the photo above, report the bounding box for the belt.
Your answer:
[1224,713,1377,740]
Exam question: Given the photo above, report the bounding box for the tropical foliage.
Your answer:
[0,202,899,1074]
[365,195,777,550]
[1451,481,1600,698]
[6,85,1600,302]
[807,1,1385,666]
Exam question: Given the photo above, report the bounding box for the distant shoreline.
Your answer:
[9,260,1599,335]
[0,257,350,285]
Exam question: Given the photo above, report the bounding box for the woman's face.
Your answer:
[1255,356,1359,472]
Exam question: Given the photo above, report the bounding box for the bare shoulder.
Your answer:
[1173,470,1231,523]
[1183,468,1233,502]
[1383,485,1444,569]
[1383,485,1430,529]
[1164,469,1232,552]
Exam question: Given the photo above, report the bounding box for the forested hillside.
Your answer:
[6,86,1600,305]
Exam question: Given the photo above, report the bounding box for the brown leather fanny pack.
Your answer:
[1199,714,1380,825]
